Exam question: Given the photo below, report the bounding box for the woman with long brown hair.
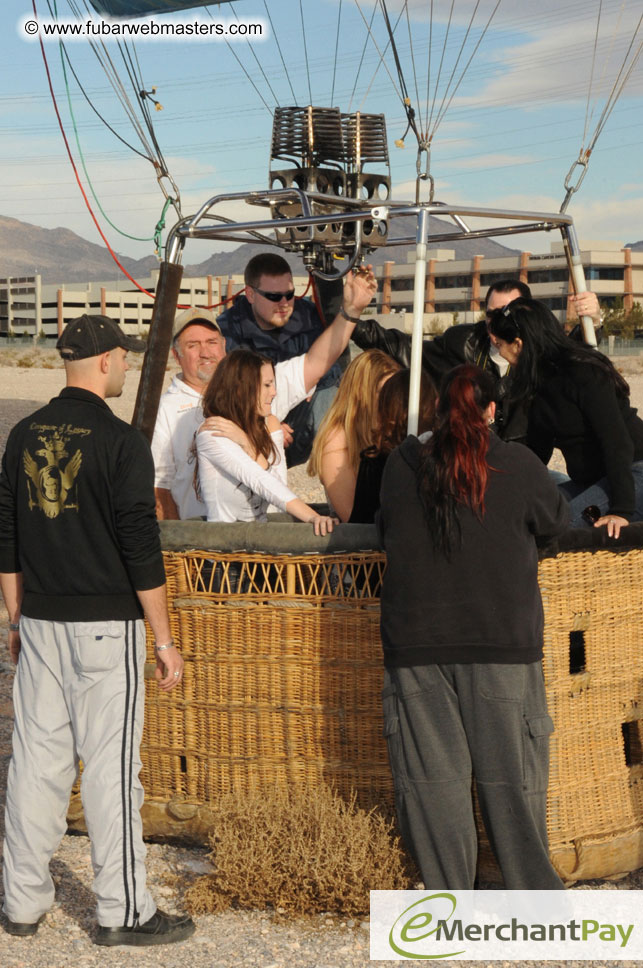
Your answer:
[377,364,569,889]
[307,349,401,521]
[196,349,336,533]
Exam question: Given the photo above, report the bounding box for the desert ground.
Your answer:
[0,347,642,967]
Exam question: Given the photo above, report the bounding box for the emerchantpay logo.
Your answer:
[370,890,643,960]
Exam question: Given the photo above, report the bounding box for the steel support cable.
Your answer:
[428,0,502,142]
[404,2,423,135]
[330,0,343,105]
[353,0,405,110]
[428,0,483,138]
[423,0,434,138]
[125,40,183,222]
[51,0,166,241]
[48,0,152,159]
[587,10,643,149]
[56,34,155,241]
[261,1,297,104]
[425,0,455,137]
[58,44,151,160]
[377,0,427,172]
[33,0,157,299]
[65,0,156,155]
[216,2,281,107]
[113,36,183,222]
[348,0,378,111]
[582,0,604,146]
[117,40,165,159]
[299,0,313,105]
[583,0,628,142]
[563,6,643,211]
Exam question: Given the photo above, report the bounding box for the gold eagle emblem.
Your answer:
[23,430,83,518]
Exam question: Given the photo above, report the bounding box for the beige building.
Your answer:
[0,271,248,341]
[1,241,641,341]
[376,240,642,332]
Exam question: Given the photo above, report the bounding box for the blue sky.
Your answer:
[4,0,643,266]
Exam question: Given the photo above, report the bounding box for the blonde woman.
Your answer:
[307,349,401,521]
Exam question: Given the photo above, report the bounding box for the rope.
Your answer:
[330,0,343,106]
[299,0,313,105]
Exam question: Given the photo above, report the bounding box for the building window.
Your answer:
[528,269,569,284]
[391,279,415,292]
[435,274,472,289]
[586,267,624,281]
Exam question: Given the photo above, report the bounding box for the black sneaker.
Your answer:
[94,908,195,947]
[4,917,42,937]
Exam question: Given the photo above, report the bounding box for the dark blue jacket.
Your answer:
[217,295,341,390]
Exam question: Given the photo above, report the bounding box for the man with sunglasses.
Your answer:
[217,253,347,466]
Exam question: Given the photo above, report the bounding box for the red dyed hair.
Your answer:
[418,364,496,556]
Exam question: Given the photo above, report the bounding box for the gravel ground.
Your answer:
[1,352,643,967]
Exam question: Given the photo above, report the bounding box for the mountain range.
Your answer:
[2,213,640,285]
[0,213,521,285]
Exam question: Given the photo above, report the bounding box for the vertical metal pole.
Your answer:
[132,261,184,441]
[561,223,597,347]
[407,208,429,435]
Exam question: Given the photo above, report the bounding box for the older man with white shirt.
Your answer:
[151,267,377,519]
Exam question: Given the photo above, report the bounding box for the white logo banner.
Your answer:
[370,890,643,960]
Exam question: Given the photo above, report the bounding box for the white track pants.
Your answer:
[3,617,156,928]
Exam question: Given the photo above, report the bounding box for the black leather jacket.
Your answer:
[352,317,527,442]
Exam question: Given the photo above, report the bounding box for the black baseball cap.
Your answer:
[57,314,147,361]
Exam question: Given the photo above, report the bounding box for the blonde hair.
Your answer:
[308,349,401,478]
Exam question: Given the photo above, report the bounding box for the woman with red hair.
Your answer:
[377,364,569,889]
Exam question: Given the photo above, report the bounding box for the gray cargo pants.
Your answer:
[382,661,563,890]
[3,617,156,927]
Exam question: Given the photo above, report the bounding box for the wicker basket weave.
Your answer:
[67,536,643,883]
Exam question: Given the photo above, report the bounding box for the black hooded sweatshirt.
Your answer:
[376,433,569,667]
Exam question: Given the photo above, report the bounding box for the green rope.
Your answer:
[154,197,173,257]
[54,2,154,244]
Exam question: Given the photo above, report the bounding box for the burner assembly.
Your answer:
[268,106,391,268]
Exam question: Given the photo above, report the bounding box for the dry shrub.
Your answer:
[184,785,412,917]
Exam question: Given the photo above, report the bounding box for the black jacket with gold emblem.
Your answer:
[0,387,165,621]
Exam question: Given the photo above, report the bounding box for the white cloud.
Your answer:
[447,152,536,171]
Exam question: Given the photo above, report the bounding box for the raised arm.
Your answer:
[302,266,377,393]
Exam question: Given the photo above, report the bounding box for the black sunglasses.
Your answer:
[251,287,296,303]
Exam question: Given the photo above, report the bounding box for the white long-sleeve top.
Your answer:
[151,355,311,519]
[196,427,297,522]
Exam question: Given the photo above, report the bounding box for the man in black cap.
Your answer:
[0,315,195,946]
